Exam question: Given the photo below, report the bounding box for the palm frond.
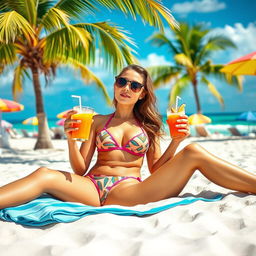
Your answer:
[201,63,243,91]
[223,73,243,91]
[74,22,137,72]
[147,32,179,54]
[174,53,193,68]
[39,7,70,32]
[95,0,178,30]
[201,76,224,107]
[0,11,35,43]
[0,0,10,12]
[0,0,38,25]
[37,0,56,20]
[147,65,181,88]
[12,64,26,100]
[0,43,17,65]
[169,74,190,106]
[205,35,236,51]
[43,24,92,64]
[67,59,112,104]
[54,0,96,19]
[197,35,236,64]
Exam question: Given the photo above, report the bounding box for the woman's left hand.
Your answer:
[172,115,190,141]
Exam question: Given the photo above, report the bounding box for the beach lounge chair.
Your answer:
[228,127,243,136]
[51,127,65,139]
[195,125,211,137]
[0,128,11,148]
[21,129,33,138]
[6,128,22,139]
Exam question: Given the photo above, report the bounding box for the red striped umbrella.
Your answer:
[221,51,256,76]
[0,99,24,141]
[0,98,24,112]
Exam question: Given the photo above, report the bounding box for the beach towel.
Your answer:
[0,194,223,226]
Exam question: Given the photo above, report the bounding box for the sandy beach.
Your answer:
[0,136,256,256]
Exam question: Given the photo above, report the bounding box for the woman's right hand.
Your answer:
[63,110,81,139]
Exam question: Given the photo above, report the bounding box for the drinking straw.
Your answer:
[71,95,82,111]
[175,96,181,111]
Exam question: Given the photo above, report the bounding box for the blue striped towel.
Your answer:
[0,194,223,226]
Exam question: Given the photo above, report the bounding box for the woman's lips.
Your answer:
[120,93,130,98]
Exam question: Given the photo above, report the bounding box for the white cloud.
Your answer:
[140,53,173,67]
[172,0,226,16]
[0,71,14,87]
[52,77,70,85]
[211,22,256,63]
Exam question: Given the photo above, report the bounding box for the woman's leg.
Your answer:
[0,167,100,209]
[105,143,256,206]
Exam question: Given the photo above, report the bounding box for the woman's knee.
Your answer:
[32,166,58,185]
[182,143,203,158]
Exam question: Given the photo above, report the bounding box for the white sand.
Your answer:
[1,137,256,256]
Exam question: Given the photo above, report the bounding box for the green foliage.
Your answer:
[0,0,177,102]
[148,22,240,112]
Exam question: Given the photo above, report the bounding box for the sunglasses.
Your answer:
[115,76,144,93]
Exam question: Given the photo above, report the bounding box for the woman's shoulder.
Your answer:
[93,113,113,127]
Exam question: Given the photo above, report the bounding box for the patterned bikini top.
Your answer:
[96,113,149,157]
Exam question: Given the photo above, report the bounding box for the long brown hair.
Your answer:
[113,64,163,149]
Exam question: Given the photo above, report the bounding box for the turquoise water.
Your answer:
[11,113,256,136]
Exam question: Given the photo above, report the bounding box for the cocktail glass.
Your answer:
[71,106,94,141]
[166,104,186,137]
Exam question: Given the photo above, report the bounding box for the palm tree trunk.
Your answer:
[31,67,53,149]
[192,76,202,113]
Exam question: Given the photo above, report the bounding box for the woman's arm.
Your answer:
[147,139,182,174]
[65,112,97,176]
[147,115,190,174]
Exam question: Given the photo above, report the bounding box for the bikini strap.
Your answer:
[104,113,115,129]
[134,117,147,135]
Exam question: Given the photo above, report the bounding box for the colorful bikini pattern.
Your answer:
[96,113,149,156]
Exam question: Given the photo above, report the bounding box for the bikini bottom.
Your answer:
[86,174,142,205]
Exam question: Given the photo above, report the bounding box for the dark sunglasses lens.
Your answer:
[131,82,143,92]
[116,77,127,87]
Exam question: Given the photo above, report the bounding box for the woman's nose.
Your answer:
[123,82,131,91]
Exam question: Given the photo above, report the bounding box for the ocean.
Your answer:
[11,112,256,136]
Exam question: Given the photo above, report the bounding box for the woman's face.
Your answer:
[114,69,146,106]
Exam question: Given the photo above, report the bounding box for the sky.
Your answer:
[1,0,256,122]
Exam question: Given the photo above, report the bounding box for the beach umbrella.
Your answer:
[57,109,72,119]
[236,111,256,134]
[220,51,256,76]
[0,98,24,112]
[56,119,65,126]
[188,113,212,125]
[22,116,38,126]
[0,99,24,144]
[236,111,256,122]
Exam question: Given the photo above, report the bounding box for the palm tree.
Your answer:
[0,0,177,149]
[147,23,242,113]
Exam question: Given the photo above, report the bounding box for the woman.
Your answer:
[0,64,256,209]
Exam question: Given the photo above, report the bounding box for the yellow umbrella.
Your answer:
[188,114,212,125]
[56,109,72,119]
[22,116,38,125]
[220,51,256,76]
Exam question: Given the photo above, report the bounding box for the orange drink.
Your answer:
[167,104,186,137]
[71,106,94,141]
